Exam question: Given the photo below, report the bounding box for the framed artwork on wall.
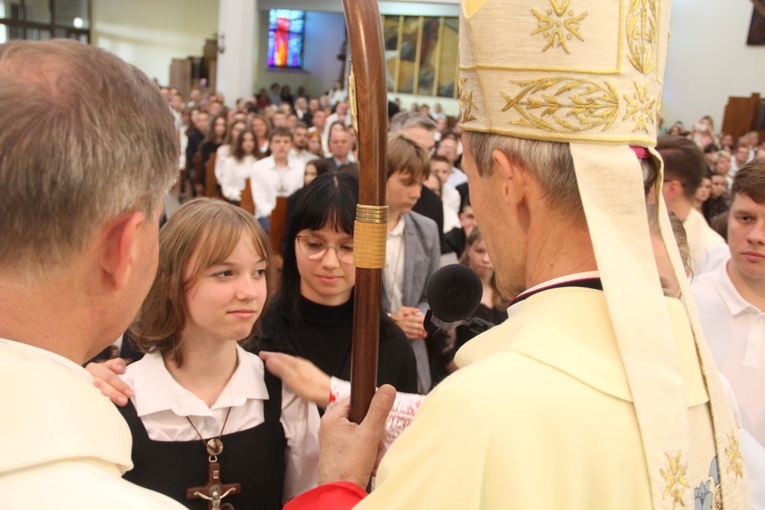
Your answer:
[383,14,459,99]
[747,4,765,45]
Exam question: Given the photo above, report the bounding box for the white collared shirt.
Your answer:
[384,216,406,312]
[250,155,305,219]
[692,258,765,448]
[214,144,232,183]
[288,148,318,171]
[683,207,726,275]
[121,346,319,500]
[446,167,468,188]
[441,183,461,216]
[329,153,357,164]
[220,155,256,202]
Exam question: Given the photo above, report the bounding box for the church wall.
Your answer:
[88,0,764,129]
[254,2,461,116]
[663,0,764,132]
[92,0,219,85]
[254,10,347,100]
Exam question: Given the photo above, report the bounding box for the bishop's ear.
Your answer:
[491,148,529,205]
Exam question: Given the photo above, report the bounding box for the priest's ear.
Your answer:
[99,210,151,290]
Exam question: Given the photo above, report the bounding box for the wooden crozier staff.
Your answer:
[342,0,388,424]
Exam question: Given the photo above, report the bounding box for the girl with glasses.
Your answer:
[257,173,418,398]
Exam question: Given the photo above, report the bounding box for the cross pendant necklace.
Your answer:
[185,407,241,510]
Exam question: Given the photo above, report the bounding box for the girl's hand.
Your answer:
[259,351,332,407]
[86,358,133,406]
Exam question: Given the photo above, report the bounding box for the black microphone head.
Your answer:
[427,264,482,322]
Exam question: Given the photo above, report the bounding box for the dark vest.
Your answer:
[120,370,287,510]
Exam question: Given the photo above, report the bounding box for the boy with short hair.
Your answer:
[693,161,765,506]
[704,170,730,224]
[250,127,304,230]
[383,133,441,392]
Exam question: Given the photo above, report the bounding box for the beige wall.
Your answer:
[89,0,764,128]
[254,0,460,114]
[254,10,345,100]
[663,0,765,132]
[92,0,219,85]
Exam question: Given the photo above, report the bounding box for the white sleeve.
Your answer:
[719,372,742,428]
[214,146,229,183]
[220,159,243,202]
[443,205,461,233]
[740,430,765,510]
[280,387,320,502]
[328,377,424,450]
[442,184,462,216]
[178,132,188,170]
[250,166,275,219]
[286,163,306,197]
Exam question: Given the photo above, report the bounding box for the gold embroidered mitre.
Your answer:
[459,0,668,145]
[459,1,750,509]
[459,0,670,146]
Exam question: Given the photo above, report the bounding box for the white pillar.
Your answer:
[216,0,258,107]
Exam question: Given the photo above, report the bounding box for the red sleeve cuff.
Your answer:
[284,482,367,510]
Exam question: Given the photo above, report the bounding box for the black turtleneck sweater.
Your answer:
[255,294,418,394]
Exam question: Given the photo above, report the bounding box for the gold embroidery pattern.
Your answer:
[531,0,588,54]
[500,77,618,133]
[660,451,689,509]
[725,430,744,479]
[463,0,488,18]
[348,63,359,136]
[626,0,659,74]
[622,82,655,133]
[656,90,663,128]
[458,77,478,123]
[713,483,722,509]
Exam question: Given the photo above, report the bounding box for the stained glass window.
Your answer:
[268,9,305,69]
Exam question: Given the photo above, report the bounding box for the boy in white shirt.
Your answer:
[251,127,305,232]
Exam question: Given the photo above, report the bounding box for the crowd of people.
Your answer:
[76,76,509,507]
[169,81,469,243]
[2,0,764,506]
[100,77,507,389]
[664,115,765,231]
[84,83,765,508]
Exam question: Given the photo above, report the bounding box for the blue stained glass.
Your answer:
[288,35,303,67]
[267,9,305,68]
[267,30,276,66]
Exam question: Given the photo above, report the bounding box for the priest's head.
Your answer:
[0,40,178,362]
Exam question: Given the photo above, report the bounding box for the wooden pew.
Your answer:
[238,182,288,276]
[240,178,255,215]
[269,197,288,261]
[722,93,765,142]
[205,152,218,198]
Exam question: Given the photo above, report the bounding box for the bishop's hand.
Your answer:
[318,384,396,489]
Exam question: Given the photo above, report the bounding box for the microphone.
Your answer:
[424,264,496,336]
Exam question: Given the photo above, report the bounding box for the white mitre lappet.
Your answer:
[458,0,750,508]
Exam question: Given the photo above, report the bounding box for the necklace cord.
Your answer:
[185,406,233,463]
